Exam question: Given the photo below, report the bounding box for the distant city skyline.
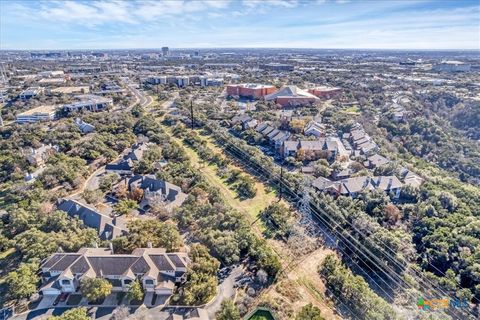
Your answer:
[1,0,479,50]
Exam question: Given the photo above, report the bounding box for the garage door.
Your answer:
[41,288,61,295]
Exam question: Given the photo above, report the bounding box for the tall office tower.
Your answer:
[162,47,170,57]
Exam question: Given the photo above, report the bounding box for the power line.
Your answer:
[206,124,476,319]
[176,104,476,319]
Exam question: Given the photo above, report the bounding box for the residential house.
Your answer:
[125,142,150,162]
[75,118,95,134]
[57,199,127,240]
[39,247,189,297]
[105,159,134,176]
[304,120,326,138]
[231,114,257,130]
[281,137,349,161]
[127,175,188,211]
[400,168,424,188]
[105,142,149,176]
[385,102,406,122]
[345,127,378,156]
[257,124,275,136]
[270,131,290,148]
[256,124,290,148]
[312,175,403,199]
[365,154,390,169]
[25,144,58,166]
[332,168,353,180]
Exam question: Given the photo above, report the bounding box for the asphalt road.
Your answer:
[206,265,242,318]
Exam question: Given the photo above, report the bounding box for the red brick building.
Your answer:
[308,86,342,99]
[265,85,319,107]
[226,83,277,99]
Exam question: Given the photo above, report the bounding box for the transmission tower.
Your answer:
[297,176,322,237]
[287,177,324,254]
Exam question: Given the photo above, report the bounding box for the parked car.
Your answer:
[53,293,69,306]
[59,293,69,302]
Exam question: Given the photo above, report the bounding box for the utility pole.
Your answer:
[279,165,284,201]
[190,100,194,129]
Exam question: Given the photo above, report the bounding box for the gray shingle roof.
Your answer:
[49,254,82,272]
[57,199,125,240]
[131,256,150,274]
[167,254,187,268]
[70,256,91,274]
[87,256,139,276]
[128,175,185,204]
[41,253,65,269]
[149,255,175,271]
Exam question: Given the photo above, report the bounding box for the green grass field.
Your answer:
[173,135,278,232]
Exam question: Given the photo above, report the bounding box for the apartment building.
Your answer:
[39,247,189,297]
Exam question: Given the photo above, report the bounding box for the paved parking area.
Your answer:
[35,296,56,311]
[102,294,118,306]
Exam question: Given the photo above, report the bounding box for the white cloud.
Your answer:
[30,0,233,25]
[1,0,478,50]
[243,0,298,9]
[203,0,231,9]
[36,1,138,26]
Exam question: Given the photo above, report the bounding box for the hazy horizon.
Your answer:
[2,47,480,52]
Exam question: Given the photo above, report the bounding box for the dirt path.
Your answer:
[165,128,341,319]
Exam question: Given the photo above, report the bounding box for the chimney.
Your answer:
[147,241,152,248]
[93,242,98,248]
[108,242,114,253]
[387,178,393,190]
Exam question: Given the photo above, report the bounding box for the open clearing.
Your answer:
[165,125,340,319]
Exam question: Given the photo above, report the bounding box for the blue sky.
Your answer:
[1,0,479,50]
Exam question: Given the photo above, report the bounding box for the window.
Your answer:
[145,280,154,285]
[123,279,132,285]
[61,280,70,285]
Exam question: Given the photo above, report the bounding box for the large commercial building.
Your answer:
[38,70,64,78]
[308,86,342,99]
[19,87,44,100]
[16,105,57,123]
[162,47,170,57]
[260,63,294,72]
[432,61,471,72]
[146,75,223,87]
[265,85,319,107]
[226,83,277,99]
[63,94,113,112]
